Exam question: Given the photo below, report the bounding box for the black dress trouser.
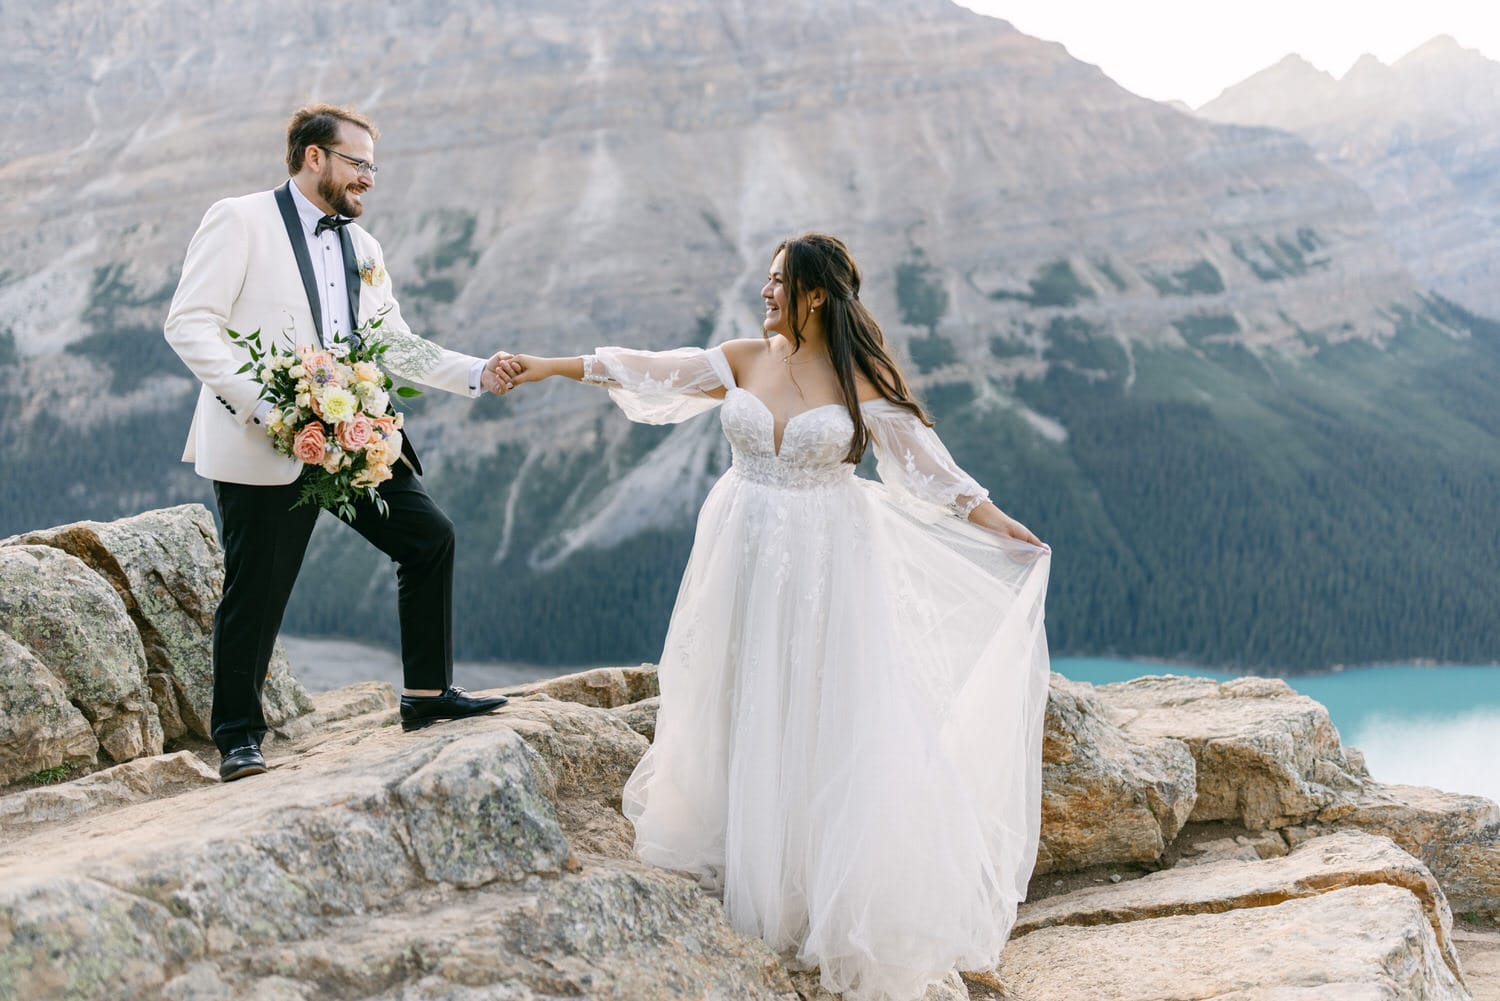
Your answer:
[209,462,455,754]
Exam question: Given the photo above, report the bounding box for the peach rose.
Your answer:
[354,461,393,490]
[336,414,374,452]
[292,423,326,464]
[352,361,381,384]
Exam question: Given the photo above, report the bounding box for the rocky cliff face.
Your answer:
[4,1,1499,669]
[1200,35,1500,317]
[0,505,1497,999]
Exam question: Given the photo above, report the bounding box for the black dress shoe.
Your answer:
[219,745,267,782]
[399,686,509,732]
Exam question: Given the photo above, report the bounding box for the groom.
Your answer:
[165,104,514,782]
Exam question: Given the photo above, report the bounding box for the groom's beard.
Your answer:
[318,175,365,218]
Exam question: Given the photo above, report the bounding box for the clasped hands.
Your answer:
[480,351,543,395]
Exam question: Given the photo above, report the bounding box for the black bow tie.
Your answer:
[315,214,351,236]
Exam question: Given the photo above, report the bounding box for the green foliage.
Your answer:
[990,335,1033,359]
[1172,313,1240,340]
[908,334,957,372]
[27,763,79,785]
[1093,258,1129,292]
[1146,260,1225,297]
[1044,316,1127,375]
[65,264,181,392]
[1232,234,1327,283]
[895,253,949,332]
[991,259,1096,308]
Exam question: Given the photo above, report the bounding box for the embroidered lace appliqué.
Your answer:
[581,354,620,387]
[374,328,444,379]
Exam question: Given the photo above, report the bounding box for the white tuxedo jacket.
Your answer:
[164,183,481,485]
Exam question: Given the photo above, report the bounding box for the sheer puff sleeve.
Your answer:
[864,399,990,518]
[581,345,734,425]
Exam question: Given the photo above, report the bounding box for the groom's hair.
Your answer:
[285,104,380,174]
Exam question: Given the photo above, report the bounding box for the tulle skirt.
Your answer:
[622,467,1051,1001]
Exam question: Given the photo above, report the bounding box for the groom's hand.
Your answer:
[483,351,523,394]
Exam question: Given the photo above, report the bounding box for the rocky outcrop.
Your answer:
[501,664,660,708]
[0,697,796,1001]
[1097,674,1368,828]
[995,883,1467,1000]
[1292,783,1500,920]
[0,631,97,786]
[1,648,1493,998]
[7,504,313,741]
[0,545,162,768]
[0,751,218,837]
[0,505,313,783]
[1014,831,1463,978]
[1035,675,1197,873]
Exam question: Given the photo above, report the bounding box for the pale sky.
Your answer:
[958,1,1500,107]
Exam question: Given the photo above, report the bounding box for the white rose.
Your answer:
[289,364,306,378]
[363,388,390,415]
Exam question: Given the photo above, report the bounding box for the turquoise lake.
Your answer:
[1053,658,1500,805]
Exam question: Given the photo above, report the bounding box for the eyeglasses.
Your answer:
[317,146,378,176]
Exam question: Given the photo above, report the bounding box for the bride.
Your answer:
[504,233,1051,1001]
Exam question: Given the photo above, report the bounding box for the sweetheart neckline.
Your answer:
[727,388,854,457]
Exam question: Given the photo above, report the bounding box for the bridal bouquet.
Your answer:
[228,314,417,521]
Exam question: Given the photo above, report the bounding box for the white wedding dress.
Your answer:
[581,345,1051,1001]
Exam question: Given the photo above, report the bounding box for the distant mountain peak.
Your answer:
[1342,52,1389,80]
[1196,52,1334,114]
[1394,33,1485,69]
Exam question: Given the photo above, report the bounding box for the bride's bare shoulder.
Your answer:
[718,338,773,379]
[718,338,772,361]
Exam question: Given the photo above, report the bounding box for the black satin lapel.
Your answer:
[274,182,324,346]
[339,227,361,336]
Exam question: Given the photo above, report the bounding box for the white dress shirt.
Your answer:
[288,179,355,348]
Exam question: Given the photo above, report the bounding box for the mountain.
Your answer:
[3,1,1500,670]
[1200,35,1500,317]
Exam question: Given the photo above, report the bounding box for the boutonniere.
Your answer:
[357,256,388,288]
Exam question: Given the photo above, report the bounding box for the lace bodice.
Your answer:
[582,345,990,515]
[720,390,857,490]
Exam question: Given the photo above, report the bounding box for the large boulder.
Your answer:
[1035,675,1198,874]
[0,545,161,764]
[981,832,1470,1000]
[502,695,653,858]
[1014,831,1463,977]
[0,752,218,837]
[994,883,1468,1000]
[7,504,313,740]
[0,630,98,786]
[1097,674,1369,829]
[500,664,660,707]
[1292,782,1500,921]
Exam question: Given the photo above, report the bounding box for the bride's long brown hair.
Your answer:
[776,233,932,463]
